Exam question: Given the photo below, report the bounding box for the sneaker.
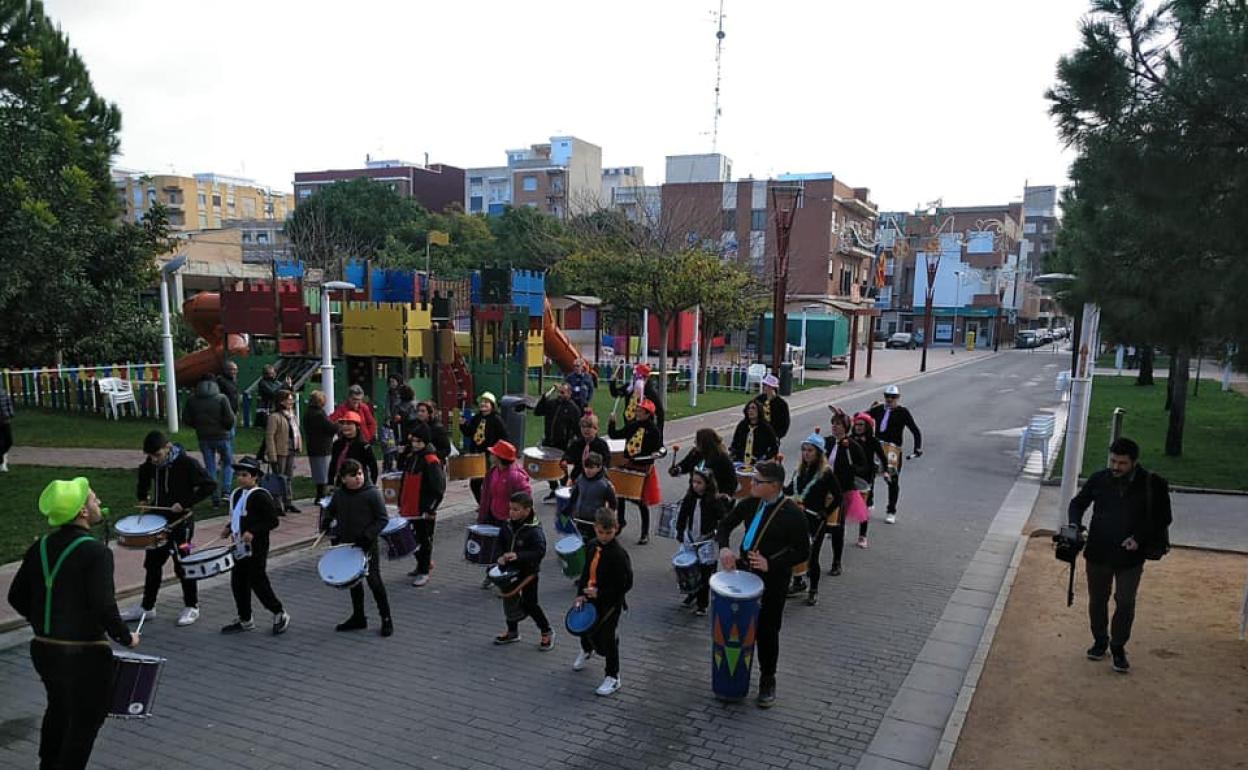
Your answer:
[829,563,843,576]
[336,615,367,632]
[380,617,394,638]
[0,460,8,472]
[595,676,621,696]
[694,606,707,617]
[885,513,897,525]
[856,536,869,549]
[1086,640,1108,661]
[543,491,557,502]
[494,631,520,645]
[221,618,255,634]
[756,676,777,708]
[1111,647,1130,673]
[787,579,808,597]
[120,605,151,623]
[573,650,594,671]
[273,611,291,636]
[539,631,555,651]
[176,607,200,627]
[681,593,697,607]
[412,574,430,587]
[637,535,649,545]
[806,592,818,607]
[407,567,422,577]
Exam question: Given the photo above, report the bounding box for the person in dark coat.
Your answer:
[850,412,889,546]
[675,465,728,615]
[572,506,634,697]
[671,427,737,498]
[729,400,779,467]
[565,358,596,411]
[216,361,241,415]
[8,478,139,770]
[412,401,452,461]
[183,377,236,508]
[716,461,811,709]
[1068,437,1171,674]
[607,398,664,544]
[534,382,583,499]
[255,364,290,427]
[329,412,378,486]
[219,457,288,635]
[865,384,922,523]
[563,412,612,482]
[492,493,552,650]
[460,391,509,503]
[785,434,844,603]
[320,459,392,636]
[609,362,665,429]
[397,423,446,587]
[825,410,867,548]
[752,373,791,439]
[303,390,340,500]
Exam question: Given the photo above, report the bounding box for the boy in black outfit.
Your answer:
[493,493,553,650]
[572,507,634,696]
[320,459,393,637]
[398,423,446,587]
[219,456,289,635]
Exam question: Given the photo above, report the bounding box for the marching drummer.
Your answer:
[459,392,510,503]
[866,385,923,525]
[675,464,728,616]
[784,435,843,604]
[566,451,617,540]
[493,493,553,650]
[8,477,139,769]
[729,400,779,469]
[477,441,532,587]
[751,373,791,439]
[397,423,446,588]
[608,362,665,429]
[572,507,634,696]
[219,457,289,635]
[562,412,611,483]
[716,461,810,708]
[121,431,217,628]
[849,412,889,550]
[533,382,583,502]
[319,459,394,637]
[607,397,663,545]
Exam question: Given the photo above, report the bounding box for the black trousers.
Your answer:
[412,519,435,575]
[30,640,113,770]
[1086,560,1144,648]
[469,478,483,503]
[0,421,12,460]
[757,583,788,679]
[860,483,875,536]
[506,576,551,634]
[616,498,650,537]
[142,521,198,611]
[808,523,844,592]
[886,472,900,513]
[230,533,283,622]
[350,546,391,620]
[579,604,622,677]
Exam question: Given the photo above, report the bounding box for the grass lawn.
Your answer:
[1069,376,1248,491]
[9,408,269,452]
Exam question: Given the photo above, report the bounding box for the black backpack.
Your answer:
[1143,471,1172,560]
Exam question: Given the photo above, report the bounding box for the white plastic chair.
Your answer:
[1055,370,1072,400]
[97,377,136,420]
[745,363,767,392]
[1018,414,1056,469]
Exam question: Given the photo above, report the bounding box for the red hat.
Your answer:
[337,410,363,425]
[634,363,652,378]
[853,411,876,430]
[488,440,517,463]
[636,398,655,414]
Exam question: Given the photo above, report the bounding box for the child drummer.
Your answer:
[319,459,393,637]
[566,452,616,540]
[397,423,446,588]
[493,493,553,650]
[572,507,634,696]
[675,464,727,616]
[219,457,289,635]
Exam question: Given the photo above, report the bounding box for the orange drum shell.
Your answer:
[523,448,565,480]
[608,468,647,501]
[448,453,487,480]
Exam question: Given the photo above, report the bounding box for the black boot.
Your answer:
[380,617,394,637]
[336,614,367,632]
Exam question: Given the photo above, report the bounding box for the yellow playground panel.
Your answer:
[342,302,435,359]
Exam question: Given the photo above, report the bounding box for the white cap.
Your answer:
[762,374,780,388]
[884,385,900,396]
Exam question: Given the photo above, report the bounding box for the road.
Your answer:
[0,352,1065,770]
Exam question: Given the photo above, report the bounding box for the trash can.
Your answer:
[498,395,528,447]
[778,362,794,397]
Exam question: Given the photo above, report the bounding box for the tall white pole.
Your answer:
[1058,302,1101,525]
[640,308,649,366]
[159,273,179,434]
[690,304,700,408]
[321,289,335,413]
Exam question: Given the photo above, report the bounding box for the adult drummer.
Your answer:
[752,373,791,439]
[8,477,139,770]
[866,385,923,524]
[607,397,663,544]
[716,461,810,708]
[122,431,216,628]
[533,382,582,501]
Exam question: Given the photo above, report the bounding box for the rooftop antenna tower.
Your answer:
[711,0,726,153]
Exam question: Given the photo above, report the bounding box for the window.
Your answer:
[212,194,222,207]
[198,192,206,206]
[551,176,564,193]
[722,209,736,231]
[167,192,178,204]
[256,232,269,244]
[469,195,484,212]
[840,267,854,296]
[198,213,208,228]
[241,231,253,243]
[298,188,312,200]
[750,209,766,231]
[522,176,538,192]
[469,176,483,186]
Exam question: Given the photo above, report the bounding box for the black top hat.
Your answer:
[231,456,265,476]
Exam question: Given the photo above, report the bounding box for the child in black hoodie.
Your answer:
[397,423,446,587]
[320,459,393,637]
[572,507,634,697]
[675,465,727,616]
[493,493,552,649]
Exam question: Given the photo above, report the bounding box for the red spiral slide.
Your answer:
[175,292,250,383]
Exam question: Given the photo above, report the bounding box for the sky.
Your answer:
[44,0,1091,212]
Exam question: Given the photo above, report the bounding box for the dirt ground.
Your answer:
[952,540,1248,770]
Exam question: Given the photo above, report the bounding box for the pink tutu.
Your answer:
[843,489,870,524]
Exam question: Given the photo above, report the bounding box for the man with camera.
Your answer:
[1067,437,1171,673]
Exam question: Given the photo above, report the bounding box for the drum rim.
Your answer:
[523,446,563,459]
[380,517,411,534]
[114,515,167,534]
[672,551,699,567]
[564,603,597,633]
[554,486,573,498]
[555,534,584,552]
[468,524,501,535]
[487,564,520,580]
[708,569,765,598]
[180,545,233,563]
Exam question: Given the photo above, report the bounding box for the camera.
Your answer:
[1053,524,1085,564]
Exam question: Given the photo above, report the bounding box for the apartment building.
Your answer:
[113,171,295,231]
[293,157,465,214]
[465,135,604,219]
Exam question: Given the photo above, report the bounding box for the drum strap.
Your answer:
[38,535,95,636]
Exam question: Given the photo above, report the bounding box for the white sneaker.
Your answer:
[0,459,8,472]
[412,574,430,587]
[176,606,200,627]
[857,536,869,549]
[120,605,151,623]
[885,513,897,525]
[573,650,594,671]
[595,676,621,696]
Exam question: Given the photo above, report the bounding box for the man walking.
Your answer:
[183,376,236,509]
[865,385,922,524]
[1068,437,1171,673]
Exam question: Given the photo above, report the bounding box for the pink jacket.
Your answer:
[478,462,532,523]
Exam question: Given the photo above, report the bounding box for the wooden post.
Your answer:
[866,314,876,378]
[848,312,860,382]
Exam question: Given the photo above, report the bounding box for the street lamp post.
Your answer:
[920,245,940,373]
[994,286,1006,351]
[952,270,963,354]
[320,280,357,412]
[159,255,187,434]
[770,185,803,374]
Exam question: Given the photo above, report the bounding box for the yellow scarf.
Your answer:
[627,426,646,456]
[761,397,772,425]
[473,417,486,447]
[744,426,755,467]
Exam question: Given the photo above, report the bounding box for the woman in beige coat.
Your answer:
[265,389,303,513]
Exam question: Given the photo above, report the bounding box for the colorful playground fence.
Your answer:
[1,363,172,419]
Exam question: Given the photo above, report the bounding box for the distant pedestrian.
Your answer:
[302,390,339,501]
[329,384,378,445]
[565,358,596,411]
[0,378,13,472]
[255,364,289,428]
[183,376,236,509]
[752,373,791,439]
[263,390,302,514]
[216,361,241,416]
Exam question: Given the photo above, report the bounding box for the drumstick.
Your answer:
[669,444,681,472]
[134,613,147,635]
[307,531,326,552]
[610,396,622,420]
[135,505,177,511]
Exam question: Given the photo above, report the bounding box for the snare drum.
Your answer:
[108,651,166,719]
[380,472,404,504]
[555,535,586,579]
[448,453,487,480]
[523,447,564,480]
[881,442,902,474]
[694,539,719,566]
[734,466,754,499]
[231,539,252,560]
[554,486,575,533]
[380,517,418,560]
[607,468,647,501]
[113,515,169,550]
[606,438,628,468]
[179,546,235,581]
[656,502,678,539]
[464,524,501,564]
[318,545,369,588]
[673,549,702,594]
[487,565,523,595]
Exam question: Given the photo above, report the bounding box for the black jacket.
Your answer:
[228,487,281,536]
[752,393,791,439]
[729,419,779,466]
[303,408,340,457]
[577,537,633,610]
[609,378,666,429]
[215,374,241,414]
[256,375,284,411]
[461,411,509,453]
[676,490,728,542]
[8,524,131,644]
[182,379,235,441]
[608,418,663,467]
[823,436,864,494]
[136,445,216,516]
[716,496,811,593]
[320,483,388,547]
[421,418,453,461]
[1069,466,1171,568]
[785,464,842,519]
[674,448,738,497]
[534,394,582,451]
[330,435,379,485]
[499,514,547,577]
[850,429,888,483]
[563,435,612,480]
[398,447,446,515]
[867,403,922,452]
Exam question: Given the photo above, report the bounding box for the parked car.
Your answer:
[887,332,917,350]
[1016,331,1039,349]
[873,329,891,343]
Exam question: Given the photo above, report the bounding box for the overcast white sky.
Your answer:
[45,0,1090,212]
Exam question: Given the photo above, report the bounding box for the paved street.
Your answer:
[0,351,1066,770]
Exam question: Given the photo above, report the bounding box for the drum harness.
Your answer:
[38,534,96,637]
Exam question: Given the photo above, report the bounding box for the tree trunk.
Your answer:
[1164,351,1177,410]
[1165,348,1190,457]
[1136,346,1154,386]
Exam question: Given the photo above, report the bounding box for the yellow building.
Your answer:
[113,171,295,231]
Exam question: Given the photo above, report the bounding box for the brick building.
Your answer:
[293,158,465,214]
